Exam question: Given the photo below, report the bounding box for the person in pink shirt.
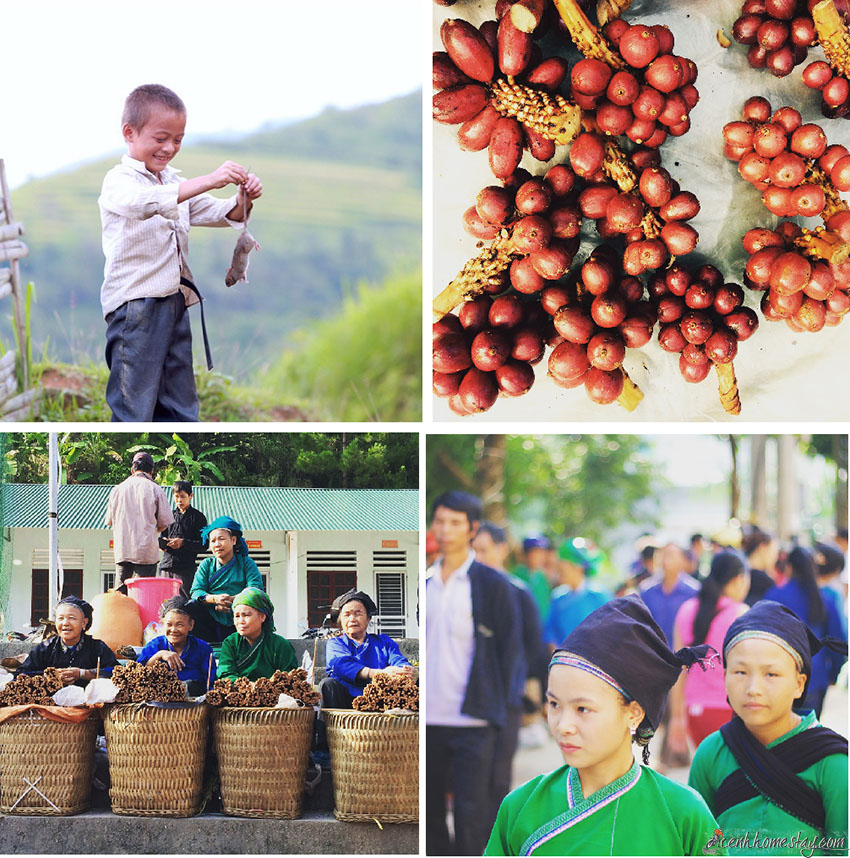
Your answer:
[668,551,750,750]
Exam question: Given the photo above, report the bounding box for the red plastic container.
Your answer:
[125,578,181,627]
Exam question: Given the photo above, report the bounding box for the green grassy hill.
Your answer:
[7,92,421,380]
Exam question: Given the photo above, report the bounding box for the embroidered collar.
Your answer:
[235,632,265,670]
[60,639,80,655]
[520,761,642,856]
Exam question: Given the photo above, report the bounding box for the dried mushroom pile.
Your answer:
[0,668,64,705]
[352,673,419,712]
[112,661,188,703]
[205,668,320,707]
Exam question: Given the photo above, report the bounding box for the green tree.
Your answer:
[427,434,660,548]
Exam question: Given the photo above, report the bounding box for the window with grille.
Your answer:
[374,550,407,638]
[306,551,357,627]
[31,568,83,626]
[101,549,115,592]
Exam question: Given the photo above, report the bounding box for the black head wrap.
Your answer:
[56,596,93,630]
[722,599,848,701]
[330,589,378,621]
[553,594,716,752]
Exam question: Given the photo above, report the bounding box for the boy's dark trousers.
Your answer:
[105,292,199,422]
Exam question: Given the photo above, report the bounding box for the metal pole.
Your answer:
[48,432,59,613]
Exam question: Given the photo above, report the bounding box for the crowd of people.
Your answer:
[426,490,848,856]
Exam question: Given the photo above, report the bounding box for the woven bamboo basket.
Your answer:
[0,709,98,815]
[324,709,418,823]
[212,706,315,818]
[104,703,208,817]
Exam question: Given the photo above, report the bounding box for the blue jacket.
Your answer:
[325,632,410,697]
[463,561,522,728]
[137,634,217,688]
[764,579,848,698]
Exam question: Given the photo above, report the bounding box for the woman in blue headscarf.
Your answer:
[189,516,264,643]
[217,588,297,680]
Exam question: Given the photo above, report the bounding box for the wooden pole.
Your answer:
[0,161,29,389]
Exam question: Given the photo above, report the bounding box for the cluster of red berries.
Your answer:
[571,20,698,145]
[723,97,850,218]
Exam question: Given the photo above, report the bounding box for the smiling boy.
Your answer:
[98,83,263,421]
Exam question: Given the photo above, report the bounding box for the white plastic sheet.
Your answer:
[52,684,86,707]
[433,0,850,421]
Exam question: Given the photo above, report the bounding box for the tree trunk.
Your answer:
[750,435,767,526]
[833,434,848,531]
[776,434,796,541]
[475,435,508,526]
[728,435,739,521]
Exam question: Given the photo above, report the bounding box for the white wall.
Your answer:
[3,526,419,638]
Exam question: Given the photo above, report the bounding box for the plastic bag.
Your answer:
[143,621,164,645]
[276,693,300,709]
[300,648,314,684]
[0,671,12,691]
[52,685,86,707]
[85,678,120,705]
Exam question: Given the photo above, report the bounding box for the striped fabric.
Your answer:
[724,629,805,672]
[98,155,240,317]
[549,651,633,701]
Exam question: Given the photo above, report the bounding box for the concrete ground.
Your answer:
[511,679,848,790]
[0,810,418,854]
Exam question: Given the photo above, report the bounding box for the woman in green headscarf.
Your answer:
[542,538,612,652]
[217,588,298,680]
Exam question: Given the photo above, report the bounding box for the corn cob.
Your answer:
[793,226,850,265]
[597,0,634,27]
[715,363,741,416]
[433,231,517,319]
[601,140,665,239]
[805,160,850,222]
[490,78,582,144]
[552,0,627,69]
[812,0,850,79]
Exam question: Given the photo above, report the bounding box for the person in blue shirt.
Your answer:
[765,545,847,717]
[543,538,611,652]
[320,589,413,709]
[137,596,217,696]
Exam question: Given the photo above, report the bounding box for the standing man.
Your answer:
[158,480,207,596]
[105,451,173,591]
[640,541,700,770]
[426,491,521,856]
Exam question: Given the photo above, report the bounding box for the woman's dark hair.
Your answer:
[814,542,845,577]
[159,596,193,620]
[692,551,747,646]
[429,491,482,526]
[786,545,826,626]
[173,480,193,495]
[477,521,508,544]
[741,527,773,559]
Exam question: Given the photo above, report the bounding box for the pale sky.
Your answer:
[649,435,730,488]
[2,0,425,189]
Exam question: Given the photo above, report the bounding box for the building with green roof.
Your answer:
[1,484,419,639]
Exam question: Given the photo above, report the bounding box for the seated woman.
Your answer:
[190,516,263,643]
[137,596,217,696]
[20,596,118,686]
[320,589,413,709]
[486,595,720,856]
[218,588,297,680]
[689,600,848,856]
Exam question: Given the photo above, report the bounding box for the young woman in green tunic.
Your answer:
[486,595,722,857]
[689,601,848,857]
[217,588,297,680]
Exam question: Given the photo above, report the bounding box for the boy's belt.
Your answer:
[180,277,214,371]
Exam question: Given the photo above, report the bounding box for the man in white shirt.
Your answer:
[105,451,173,591]
[426,491,521,855]
[98,83,262,421]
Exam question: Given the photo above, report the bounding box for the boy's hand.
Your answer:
[207,161,249,190]
[243,173,263,200]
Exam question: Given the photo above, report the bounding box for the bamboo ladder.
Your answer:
[0,159,39,419]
